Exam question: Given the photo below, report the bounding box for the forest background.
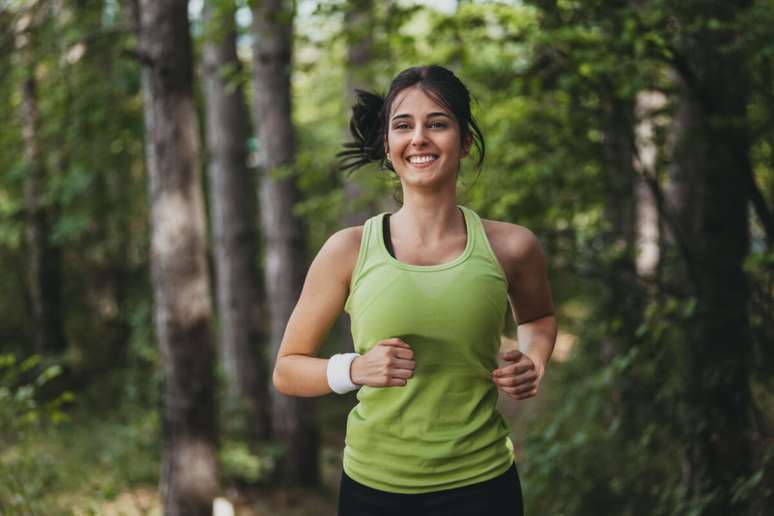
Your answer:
[0,0,772,515]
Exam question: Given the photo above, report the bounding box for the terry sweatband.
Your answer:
[327,353,362,394]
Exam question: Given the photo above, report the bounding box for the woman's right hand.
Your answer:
[350,338,415,388]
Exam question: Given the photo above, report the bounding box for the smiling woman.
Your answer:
[272,65,557,516]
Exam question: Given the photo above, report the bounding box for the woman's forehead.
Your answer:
[389,86,451,118]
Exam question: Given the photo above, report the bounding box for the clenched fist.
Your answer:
[351,338,415,388]
[492,348,544,400]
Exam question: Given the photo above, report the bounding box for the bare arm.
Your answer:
[508,227,557,377]
[272,227,361,397]
[491,225,557,400]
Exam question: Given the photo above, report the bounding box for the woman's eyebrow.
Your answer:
[390,112,452,121]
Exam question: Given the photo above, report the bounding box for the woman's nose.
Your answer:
[411,126,428,146]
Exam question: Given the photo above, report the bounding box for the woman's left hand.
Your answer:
[491,349,544,401]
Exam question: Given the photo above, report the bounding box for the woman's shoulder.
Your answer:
[330,225,365,252]
[317,225,365,289]
[480,218,544,286]
[480,218,540,257]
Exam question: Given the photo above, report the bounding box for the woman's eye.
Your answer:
[393,121,447,130]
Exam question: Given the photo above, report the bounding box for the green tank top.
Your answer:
[342,204,515,494]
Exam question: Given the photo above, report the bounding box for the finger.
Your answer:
[511,370,538,384]
[499,349,523,360]
[392,367,414,380]
[505,383,536,395]
[492,363,531,377]
[512,388,538,400]
[388,377,408,387]
[494,376,535,391]
[493,374,533,388]
[384,337,411,347]
[494,373,535,390]
[392,357,416,370]
[392,347,414,360]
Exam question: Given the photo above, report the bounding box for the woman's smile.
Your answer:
[406,154,439,167]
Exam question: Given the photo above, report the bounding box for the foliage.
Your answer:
[0,354,73,515]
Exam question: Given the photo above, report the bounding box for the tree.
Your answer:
[132,0,219,512]
[666,4,758,509]
[250,0,320,485]
[337,0,379,355]
[202,0,270,443]
[14,3,66,356]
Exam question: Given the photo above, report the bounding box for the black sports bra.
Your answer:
[383,213,395,257]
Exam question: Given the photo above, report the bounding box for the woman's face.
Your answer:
[384,86,469,189]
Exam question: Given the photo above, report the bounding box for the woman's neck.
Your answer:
[390,198,464,246]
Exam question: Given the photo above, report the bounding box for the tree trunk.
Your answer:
[15,15,66,356]
[599,94,648,432]
[133,0,219,513]
[250,0,320,485]
[202,0,270,443]
[600,93,639,324]
[338,0,377,354]
[668,5,757,511]
[342,0,377,227]
[632,90,664,281]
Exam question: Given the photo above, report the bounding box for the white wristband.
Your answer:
[327,353,362,394]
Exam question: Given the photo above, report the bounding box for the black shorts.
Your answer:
[337,461,524,516]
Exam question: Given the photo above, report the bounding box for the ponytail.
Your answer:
[337,89,388,175]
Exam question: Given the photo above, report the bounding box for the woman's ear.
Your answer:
[461,134,473,157]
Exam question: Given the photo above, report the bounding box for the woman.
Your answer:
[272,65,557,516]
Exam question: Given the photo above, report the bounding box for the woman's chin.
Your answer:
[398,169,457,189]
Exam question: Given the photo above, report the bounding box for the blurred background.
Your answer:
[0,0,772,514]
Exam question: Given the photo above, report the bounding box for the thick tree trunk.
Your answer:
[16,19,66,355]
[134,0,219,513]
[250,0,320,485]
[202,0,270,442]
[667,5,757,511]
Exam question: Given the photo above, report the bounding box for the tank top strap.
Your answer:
[344,212,387,314]
[459,205,508,284]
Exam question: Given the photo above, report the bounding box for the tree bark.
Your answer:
[202,0,270,443]
[133,0,219,513]
[632,90,665,281]
[337,0,378,354]
[250,0,320,485]
[15,12,67,356]
[667,5,758,511]
[342,0,377,227]
[599,94,648,433]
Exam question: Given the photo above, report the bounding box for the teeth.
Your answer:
[408,155,437,164]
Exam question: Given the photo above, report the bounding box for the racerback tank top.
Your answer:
[342,204,515,494]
